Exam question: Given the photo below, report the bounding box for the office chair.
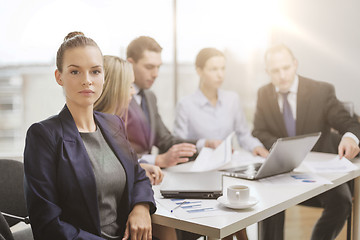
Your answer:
[0,159,33,240]
[0,212,14,240]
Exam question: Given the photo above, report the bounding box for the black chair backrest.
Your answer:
[0,159,27,227]
[0,212,14,240]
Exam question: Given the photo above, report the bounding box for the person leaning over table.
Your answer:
[94,55,177,240]
[173,47,269,240]
[252,43,360,240]
[23,31,156,240]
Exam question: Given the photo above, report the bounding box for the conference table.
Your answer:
[151,152,360,240]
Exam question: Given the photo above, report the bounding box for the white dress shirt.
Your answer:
[276,75,298,119]
[173,89,263,151]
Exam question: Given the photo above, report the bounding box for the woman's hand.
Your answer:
[122,204,152,240]
[205,139,223,149]
[140,163,164,185]
[252,146,269,158]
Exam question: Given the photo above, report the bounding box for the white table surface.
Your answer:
[151,152,360,239]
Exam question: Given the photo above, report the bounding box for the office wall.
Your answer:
[269,0,360,113]
[1,0,359,155]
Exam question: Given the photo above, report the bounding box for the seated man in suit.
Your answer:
[253,44,360,240]
[127,36,219,168]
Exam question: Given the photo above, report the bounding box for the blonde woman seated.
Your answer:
[94,56,163,186]
[94,55,176,240]
[173,48,269,240]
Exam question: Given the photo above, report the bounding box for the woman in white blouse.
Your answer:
[173,47,269,240]
[174,47,268,157]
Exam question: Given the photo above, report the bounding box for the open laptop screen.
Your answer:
[221,132,321,180]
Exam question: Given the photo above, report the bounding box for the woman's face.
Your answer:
[55,46,104,109]
[198,56,225,90]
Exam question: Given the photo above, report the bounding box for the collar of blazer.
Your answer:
[267,85,289,137]
[58,105,134,234]
[129,95,157,148]
[141,90,157,146]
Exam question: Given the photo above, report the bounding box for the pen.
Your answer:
[171,201,188,212]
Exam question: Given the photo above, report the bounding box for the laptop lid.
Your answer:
[160,171,223,199]
[222,132,321,180]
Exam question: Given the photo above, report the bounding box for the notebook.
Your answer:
[221,132,321,180]
[160,171,223,199]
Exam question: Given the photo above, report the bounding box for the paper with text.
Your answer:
[190,132,234,172]
[155,197,236,219]
[304,155,359,173]
[258,172,333,185]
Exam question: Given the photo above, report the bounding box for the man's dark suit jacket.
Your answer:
[24,105,156,240]
[253,76,360,153]
[127,89,195,156]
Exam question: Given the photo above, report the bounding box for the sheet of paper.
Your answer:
[304,155,359,173]
[258,172,333,185]
[190,132,234,172]
[155,197,236,220]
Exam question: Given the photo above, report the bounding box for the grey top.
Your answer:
[80,127,126,239]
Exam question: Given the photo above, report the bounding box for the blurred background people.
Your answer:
[94,56,164,186]
[253,44,360,240]
[174,47,268,157]
[173,47,269,240]
[126,36,198,168]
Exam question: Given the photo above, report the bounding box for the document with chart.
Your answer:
[190,132,234,172]
[155,197,235,219]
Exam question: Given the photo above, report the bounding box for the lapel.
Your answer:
[93,112,134,191]
[267,85,289,136]
[129,98,152,146]
[143,90,156,147]
[296,76,311,135]
[59,106,101,234]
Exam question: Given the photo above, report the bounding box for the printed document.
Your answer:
[155,197,236,219]
[304,155,358,173]
[190,132,234,172]
[258,172,333,185]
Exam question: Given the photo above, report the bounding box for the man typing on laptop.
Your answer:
[253,44,360,240]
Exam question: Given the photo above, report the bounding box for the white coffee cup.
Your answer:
[227,185,250,204]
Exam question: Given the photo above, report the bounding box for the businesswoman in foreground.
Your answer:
[23,32,155,240]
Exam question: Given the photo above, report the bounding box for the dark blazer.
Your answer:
[253,76,360,153]
[24,105,156,240]
[127,89,195,156]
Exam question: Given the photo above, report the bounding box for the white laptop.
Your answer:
[160,171,223,199]
[221,132,321,180]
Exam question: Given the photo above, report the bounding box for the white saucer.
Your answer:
[217,196,258,209]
